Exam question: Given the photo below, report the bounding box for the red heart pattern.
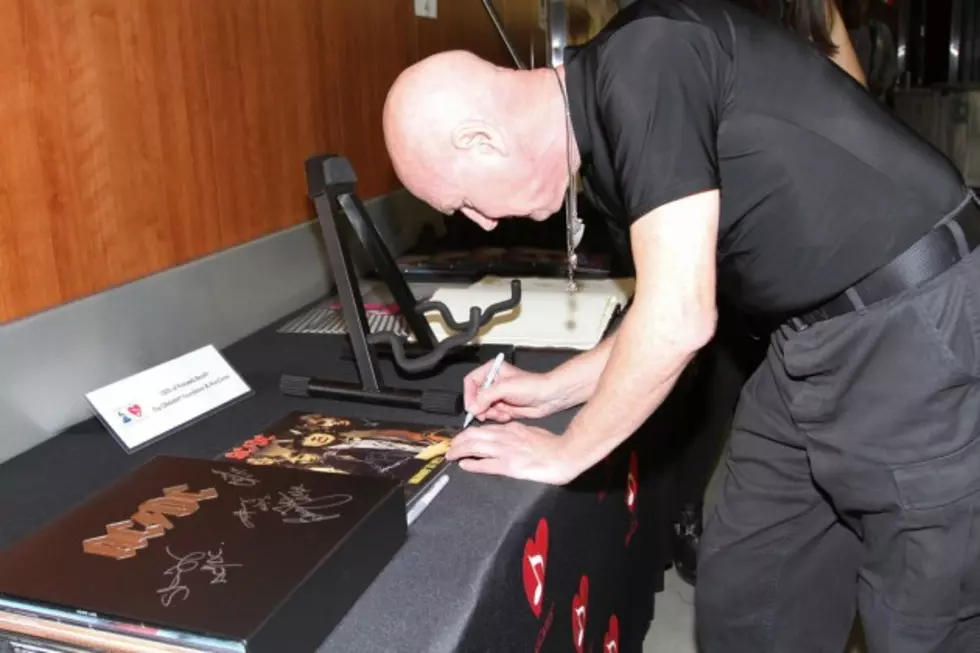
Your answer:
[522,518,549,618]
[626,451,639,513]
[603,614,620,653]
[598,455,615,503]
[571,575,589,653]
[127,404,142,418]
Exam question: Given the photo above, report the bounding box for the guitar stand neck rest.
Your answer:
[279,154,522,416]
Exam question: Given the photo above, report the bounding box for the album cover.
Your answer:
[396,247,612,281]
[0,456,406,652]
[221,412,454,508]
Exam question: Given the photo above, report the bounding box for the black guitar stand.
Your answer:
[280,154,522,416]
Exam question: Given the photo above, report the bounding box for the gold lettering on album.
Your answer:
[82,485,218,560]
[408,456,444,485]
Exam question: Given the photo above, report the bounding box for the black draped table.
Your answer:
[0,302,685,653]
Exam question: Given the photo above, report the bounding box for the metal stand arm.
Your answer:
[279,154,522,416]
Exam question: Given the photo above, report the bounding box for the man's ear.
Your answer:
[451,120,508,156]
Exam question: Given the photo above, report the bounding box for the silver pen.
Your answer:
[462,352,506,429]
[406,474,450,526]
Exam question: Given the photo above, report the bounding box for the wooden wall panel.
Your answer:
[416,0,545,68]
[335,0,418,199]
[417,0,507,62]
[498,0,549,67]
[146,0,225,264]
[0,0,63,319]
[0,0,543,323]
[193,0,344,249]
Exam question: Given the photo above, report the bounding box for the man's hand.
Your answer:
[463,360,570,423]
[446,423,578,484]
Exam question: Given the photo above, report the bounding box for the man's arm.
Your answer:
[556,190,719,473]
[541,329,619,409]
[552,21,721,472]
[446,21,723,484]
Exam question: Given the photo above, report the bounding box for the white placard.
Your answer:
[86,345,253,452]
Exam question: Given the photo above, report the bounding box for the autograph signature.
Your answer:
[157,546,242,608]
[272,485,353,524]
[231,486,352,528]
[363,450,411,474]
[233,495,273,529]
[212,467,261,488]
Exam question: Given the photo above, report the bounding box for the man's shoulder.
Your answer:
[588,0,738,68]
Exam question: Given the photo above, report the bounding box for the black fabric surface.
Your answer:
[0,302,678,653]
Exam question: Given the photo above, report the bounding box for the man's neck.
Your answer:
[510,67,582,184]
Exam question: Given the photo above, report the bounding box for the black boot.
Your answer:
[673,502,702,587]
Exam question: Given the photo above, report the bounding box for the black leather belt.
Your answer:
[790,196,980,331]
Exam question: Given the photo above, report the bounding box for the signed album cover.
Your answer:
[0,456,406,652]
[221,412,454,508]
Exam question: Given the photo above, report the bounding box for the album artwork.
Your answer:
[396,247,612,281]
[0,456,406,652]
[222,412,454,507]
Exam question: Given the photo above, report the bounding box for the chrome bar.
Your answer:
[546,0,568,68]
[896,0,909,83]
[479,0,527,69]
[949,0,963,83]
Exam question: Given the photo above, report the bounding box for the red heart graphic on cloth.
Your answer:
[522,518,549,618]
[626,451,638,513]
[127,404,142,418]
[598,455,615,503]
[603,614,620,653]
[571,575,589,653]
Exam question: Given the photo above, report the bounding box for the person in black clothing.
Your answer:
[382,0,980,650]
[665,0,872,588]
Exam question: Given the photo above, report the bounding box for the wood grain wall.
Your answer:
[0,0,543,323]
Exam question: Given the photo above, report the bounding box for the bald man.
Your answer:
[383,1,980,651]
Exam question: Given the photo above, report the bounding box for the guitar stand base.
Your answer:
[339,342,514,369]
[280,374,463,416]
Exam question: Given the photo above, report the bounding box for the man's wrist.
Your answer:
[543,367,589,412]
[540,369,568,408]
[552,431,586,485]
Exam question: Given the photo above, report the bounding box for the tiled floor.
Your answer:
[642,569,696,652]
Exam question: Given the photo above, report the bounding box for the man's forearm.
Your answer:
[544,329,619,408]
[558,303,712,473]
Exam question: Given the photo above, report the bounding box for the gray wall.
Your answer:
[0,190,443,464]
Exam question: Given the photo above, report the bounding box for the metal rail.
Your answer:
[479,0,527,69]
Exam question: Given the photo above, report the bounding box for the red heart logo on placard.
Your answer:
[127,404,142,418]
[603,614,620,653]
[571,575,589,653]
[522,518,549,618]
[626,451,638,513]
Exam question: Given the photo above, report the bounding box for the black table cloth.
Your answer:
[0,302,682,652]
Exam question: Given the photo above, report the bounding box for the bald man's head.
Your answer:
[383,51,575,230]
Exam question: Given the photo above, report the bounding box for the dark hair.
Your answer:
[738,0,839,56]
[781,0,839,56]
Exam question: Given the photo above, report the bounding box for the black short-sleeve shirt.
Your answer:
[565,0,968,315]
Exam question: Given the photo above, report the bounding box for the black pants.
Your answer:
[674,305,768,508]
[696,248,980,652]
